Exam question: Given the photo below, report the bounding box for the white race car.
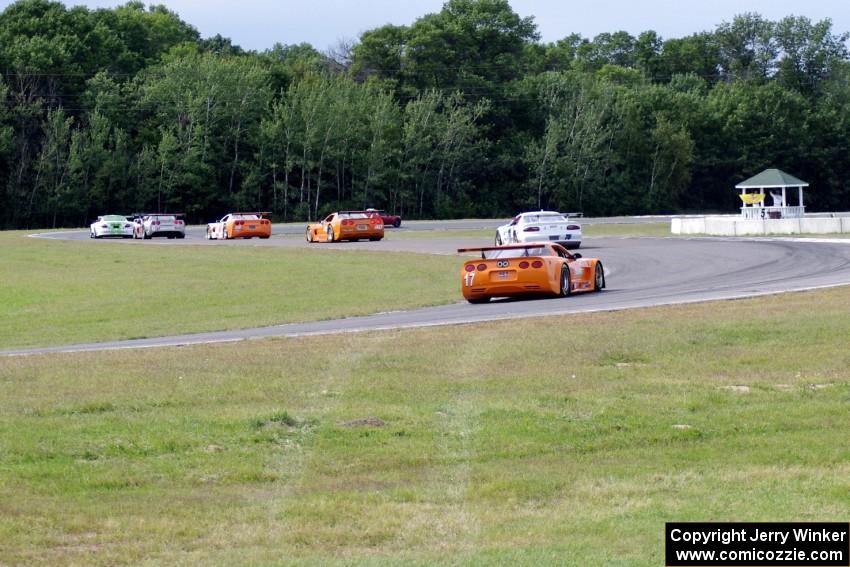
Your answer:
[495,211,582,249]
[134,214,186,239]
[90,215,135,239]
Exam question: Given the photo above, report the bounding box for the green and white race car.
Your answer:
[90,215,135,239]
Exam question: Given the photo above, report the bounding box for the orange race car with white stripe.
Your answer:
[458,243,605,303]
[206,212,272,240]
[305,211,384,243]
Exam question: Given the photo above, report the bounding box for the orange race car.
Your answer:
[458,243,605,303]
[305,211,384,243]
[206,212,272,240]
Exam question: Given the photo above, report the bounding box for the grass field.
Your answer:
[0,232,459,349]
[583,222,672,237]
[1,286,849,566]
[385,222,673,240]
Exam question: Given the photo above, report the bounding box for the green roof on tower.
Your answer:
[735,169,809,189]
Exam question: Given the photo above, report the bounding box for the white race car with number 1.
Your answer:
[495,211,582,249]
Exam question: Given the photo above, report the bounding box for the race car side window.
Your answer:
[324,214,334,223]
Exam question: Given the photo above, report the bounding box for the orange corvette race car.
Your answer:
[305,211,384,242]
[458,243,605,303]
[206,212,272,240]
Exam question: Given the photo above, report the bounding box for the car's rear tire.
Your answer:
[594,262,605,291]
[327,226,335,242]
[495,233,502,246]
[468,297,490,304]
[143,230,151,240]
[559,265,571,297]
[393,219,401,228]
[206,228,212,240]
[305,228,313,242]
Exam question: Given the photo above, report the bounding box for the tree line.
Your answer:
[1,0,848,228]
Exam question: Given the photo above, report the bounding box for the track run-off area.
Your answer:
[9,217,850,356]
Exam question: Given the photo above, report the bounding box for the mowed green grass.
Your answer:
[0,232,458,349]
[385,222,673,240]
[583,222,671,237]
[1,287,849,566]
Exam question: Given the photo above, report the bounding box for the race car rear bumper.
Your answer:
[94,231,134,238]
[148,230,185,238]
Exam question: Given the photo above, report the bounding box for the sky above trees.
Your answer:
[0,0,846,52]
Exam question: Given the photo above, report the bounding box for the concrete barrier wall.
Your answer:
[764,218,801,234]
[671,217,706,235]
[671,215,850,236]
[798,218,842,234]
[733,219,767,235]
[700,217,738,236]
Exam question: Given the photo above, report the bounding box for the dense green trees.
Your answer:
[1,0,848,228]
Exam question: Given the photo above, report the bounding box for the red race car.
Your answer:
[366,208,402,228]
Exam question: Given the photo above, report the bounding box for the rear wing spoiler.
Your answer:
[232,212,272,218]
[133,212,186,218]
[458,244,552,253]
[562,211,583,218]
[458,243,555,258]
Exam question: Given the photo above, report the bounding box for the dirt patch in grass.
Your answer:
[339,416,386,428]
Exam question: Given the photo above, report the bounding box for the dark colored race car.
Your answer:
[365,208,402,228]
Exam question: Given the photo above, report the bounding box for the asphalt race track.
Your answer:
[9,219,850,356]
